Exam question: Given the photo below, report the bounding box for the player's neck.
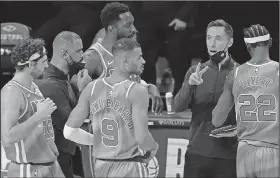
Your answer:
[250,49,270,65]
[100,35,116,54]
[108,70,130,83]
[12,71,33,90]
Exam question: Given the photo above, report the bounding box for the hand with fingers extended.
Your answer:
[189,62,209,85]
[36,98,57,119]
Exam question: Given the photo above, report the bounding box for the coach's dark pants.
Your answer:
[57,152,74,178]
[184,152,236,178]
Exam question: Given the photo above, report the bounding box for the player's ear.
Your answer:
[29,60,36,68]
[268,37,272,48]
[108,25,117,35]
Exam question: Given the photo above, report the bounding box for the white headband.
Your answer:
[244,34,270,44]
[17,47,46,66]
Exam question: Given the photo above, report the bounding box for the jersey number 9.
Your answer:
[101,118,119,147]
[238,94,277,122]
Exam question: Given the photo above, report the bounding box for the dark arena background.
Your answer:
[0,1,279,178]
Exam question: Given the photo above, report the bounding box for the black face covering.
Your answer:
[210,40,230,64]
[64,50,85,78]
[69,61,85,78]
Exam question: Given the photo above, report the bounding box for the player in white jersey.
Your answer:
[212,24,279,178]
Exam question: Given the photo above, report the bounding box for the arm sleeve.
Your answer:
[63,125,94,145]
[173,67,195,112]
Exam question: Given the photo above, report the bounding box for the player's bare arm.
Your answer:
[130,83,159,159]
[1,86,56,146]
[64,81,95,145]
[212,70,235,127]
[83,49,103,78]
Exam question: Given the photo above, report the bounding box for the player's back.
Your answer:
[89,78,146,161]
[233,61,279,147]
[88,42,114,78]
[1,81,58,164]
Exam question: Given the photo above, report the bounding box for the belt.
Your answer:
[12,161,55,166]
[96,155,148,163]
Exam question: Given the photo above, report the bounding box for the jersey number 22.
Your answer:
[238,94,277,122]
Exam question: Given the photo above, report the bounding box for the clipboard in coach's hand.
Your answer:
[209,125,237,138]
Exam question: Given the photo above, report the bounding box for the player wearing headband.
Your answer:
[1,38,65,177]
[212,24,279,177]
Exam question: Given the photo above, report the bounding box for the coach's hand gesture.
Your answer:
[189,62,209,85]
[37,98,57,118]
[77,69,92,92]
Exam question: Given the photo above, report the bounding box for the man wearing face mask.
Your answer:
[173,19,239,178]
[35,31,92,178]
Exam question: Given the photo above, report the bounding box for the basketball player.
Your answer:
[83,2,163,113]
[1,38,65,177]
[212,24,279,177]
[64,38,159,177]
[83,3,162,177]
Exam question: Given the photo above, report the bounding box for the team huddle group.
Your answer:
[1,2,279,178]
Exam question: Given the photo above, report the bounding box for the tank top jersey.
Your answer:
[88,42,114,78]
[88,78,146,160]
[232,61,279,147]
[1,81,58,164]
[88,42,142,82]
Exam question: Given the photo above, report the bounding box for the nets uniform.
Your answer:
[1,81,64,178]
[89,78,148,177]
[232,61,279,177]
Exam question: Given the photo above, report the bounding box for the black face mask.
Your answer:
[69,61,85,78]
[64,50,85,78]
[210,40,230,64]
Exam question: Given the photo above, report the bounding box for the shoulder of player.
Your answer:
[1,85,24,107]
[82,48,101,62]
[130,83,149,98]
[81,79,101,94]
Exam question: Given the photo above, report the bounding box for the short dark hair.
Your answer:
[207,19,233,38]
[11,38,45,71]
[243,24,270,48]
[112,38,140,54]
[53,31,80,46]
[100,2,130,30]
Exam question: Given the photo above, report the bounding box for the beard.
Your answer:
[116,31,136,40]
[31,70,44,79]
